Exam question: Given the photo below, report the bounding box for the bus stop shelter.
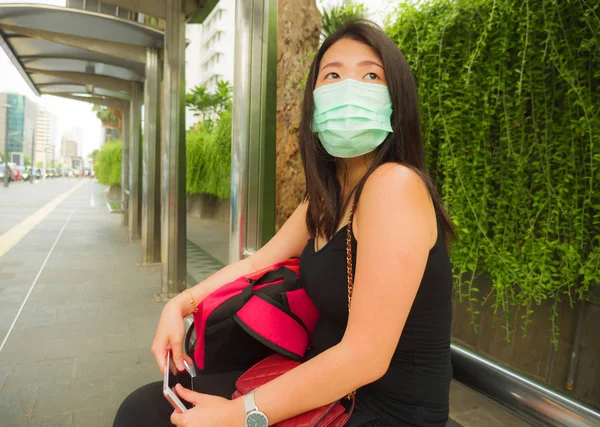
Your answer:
[0,0,277,299]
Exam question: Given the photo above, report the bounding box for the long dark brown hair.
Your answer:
[299,20,454,244]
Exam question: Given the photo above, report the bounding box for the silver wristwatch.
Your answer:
[244,390,269,427]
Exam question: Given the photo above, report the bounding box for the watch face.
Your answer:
[246,412,268,427]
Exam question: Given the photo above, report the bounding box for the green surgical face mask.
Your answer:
[313,79,393,158]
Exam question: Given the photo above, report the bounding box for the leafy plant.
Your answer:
[93,105,122,136]
[321,1,369,41]
[186,110,232,199]
[386,0,600,343]
[94,140,122,186]
[186,81,233,130]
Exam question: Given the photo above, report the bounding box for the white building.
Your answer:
[63,127,83,151]
[199,0,235,91]
[60,127,83,167]
[185,0,235,128]
[185,24,204,129]
[35,109,58,167]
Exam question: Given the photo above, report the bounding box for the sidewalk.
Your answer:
[0,182,168,426]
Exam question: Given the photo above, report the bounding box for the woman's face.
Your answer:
[315,38,387,89]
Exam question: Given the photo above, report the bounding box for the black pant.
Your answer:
[112,370,244,427]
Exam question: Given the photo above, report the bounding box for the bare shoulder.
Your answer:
[355,163,437,248]
[366,163,429,192]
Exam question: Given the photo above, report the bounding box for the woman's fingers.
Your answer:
[170,337,185,372]
[170,409,185,426]
[174,384,196,403]
[150,341,166,374]
[183,353,195,371]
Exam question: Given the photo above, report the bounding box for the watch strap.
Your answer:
[244,390,256,414]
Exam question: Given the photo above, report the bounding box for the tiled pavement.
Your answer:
[186,238,225,287]
[0,181,166,426]
[0,180,530,426]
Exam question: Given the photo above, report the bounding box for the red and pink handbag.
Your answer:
[187,258,320,374]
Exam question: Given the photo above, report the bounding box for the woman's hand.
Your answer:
[170,384,244,427]
[151,295,194,373]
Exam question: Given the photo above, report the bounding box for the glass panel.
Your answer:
[6,94,25,153]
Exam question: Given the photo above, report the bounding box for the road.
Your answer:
[0,178,92,235]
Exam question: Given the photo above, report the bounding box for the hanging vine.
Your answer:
[386,0,600,343]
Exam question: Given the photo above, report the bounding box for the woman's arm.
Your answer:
[237,164,437,424]
[173,201,311,316]
[155,201,311,374]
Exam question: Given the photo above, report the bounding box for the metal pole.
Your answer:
[129,82,143,241]
[566,300,586,391]
[230,0,278,262]
[3,104,11,187]
[121,106,130,227]
[43,134,47,180]
[31,128,35,183]
[142,47,161,264]
[230,0,250,261]
[159,0,187,298]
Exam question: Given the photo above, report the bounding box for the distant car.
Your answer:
[47,168,57,178]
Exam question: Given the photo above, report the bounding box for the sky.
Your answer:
[0,0,102,159]
[317,0,396,26]
[0,0,395,159]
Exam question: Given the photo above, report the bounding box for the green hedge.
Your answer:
[186,110,232,199]
[386,0,599,341]
[95,140,122,186]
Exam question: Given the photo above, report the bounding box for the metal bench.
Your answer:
[451,343,600,426]
[107,188,128,213]
[106,201,124,213]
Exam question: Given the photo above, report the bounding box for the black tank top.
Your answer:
[300,211,453,427]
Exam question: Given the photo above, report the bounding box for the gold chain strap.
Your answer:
[346,200,357,400]
[346,202,356,313]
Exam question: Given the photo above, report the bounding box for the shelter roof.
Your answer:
[0,4,164,107]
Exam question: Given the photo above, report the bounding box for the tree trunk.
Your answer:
[276,0,322,230]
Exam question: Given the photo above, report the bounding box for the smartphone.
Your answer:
[163,350,197,412]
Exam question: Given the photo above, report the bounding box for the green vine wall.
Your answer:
[186,110,232,200]
[386,0,600,343]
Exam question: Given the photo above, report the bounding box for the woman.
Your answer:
[113,20,454,427]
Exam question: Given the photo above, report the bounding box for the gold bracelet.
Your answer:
[184,289,198,313]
